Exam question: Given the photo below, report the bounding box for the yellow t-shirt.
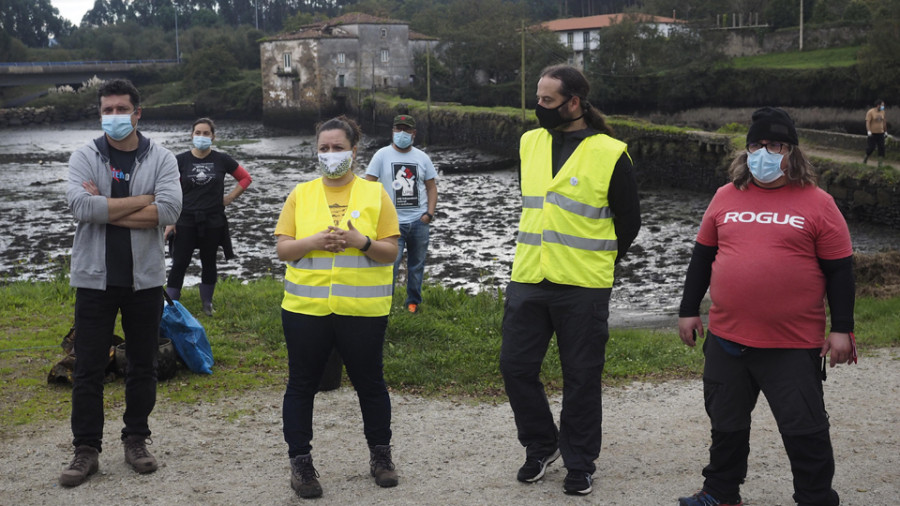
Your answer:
[274,177,400,239]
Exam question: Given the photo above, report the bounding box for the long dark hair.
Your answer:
[540,64,612,136]
[192,117,216,134]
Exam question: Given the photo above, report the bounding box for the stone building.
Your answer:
[259,12,437,127]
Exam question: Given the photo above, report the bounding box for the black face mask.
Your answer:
[535,96,582,130]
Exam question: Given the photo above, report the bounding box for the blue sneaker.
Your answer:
[563,470,593,495]
[678,490,743,506]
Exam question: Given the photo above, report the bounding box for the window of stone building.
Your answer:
[292,80,299,100]
[583,31,590,47]
[283,53,292,71]
[381,28,387,38]
[380,49,389,63]
[338,74,345,87]
[338,52,345,64]
[567,32,574,47]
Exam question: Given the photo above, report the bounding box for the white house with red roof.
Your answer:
[540,13,685,69]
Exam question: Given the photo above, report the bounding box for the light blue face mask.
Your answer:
[193,136,212,151]
[393,131,413,149]
[102,114,136,141]
[747,149,784,183]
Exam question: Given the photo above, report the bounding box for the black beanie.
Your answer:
[746,107,799,146]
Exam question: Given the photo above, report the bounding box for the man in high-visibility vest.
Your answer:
[500,64,641,496]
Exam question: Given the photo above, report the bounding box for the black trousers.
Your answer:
[72,286,162,452]
[700,334,839,506]
[500,281,611,474]
[167,224,225,288]
[866,132,886,158]
[281,310,392,458]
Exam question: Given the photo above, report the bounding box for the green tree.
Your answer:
[182,44,240,92]
[0,0,73,47]
[0,28,30,61]
[857,0,900,98]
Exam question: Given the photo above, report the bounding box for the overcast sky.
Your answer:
[53,0,93,25]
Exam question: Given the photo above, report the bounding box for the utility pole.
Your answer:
[255,0,259,30]
[174,3,180,63]
[521,19,525,124]
[799,0,804,51]
[426,42,432,145]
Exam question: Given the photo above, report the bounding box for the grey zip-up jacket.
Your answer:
[66,131,182,290]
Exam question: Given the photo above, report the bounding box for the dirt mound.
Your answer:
[855,250,900,298]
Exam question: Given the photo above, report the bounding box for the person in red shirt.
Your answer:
[676,107,856,506]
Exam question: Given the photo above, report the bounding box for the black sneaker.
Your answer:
[369,444,399,487]
[516,448,560,482]
[677,489,743,506]
[290,454,323,499]
[563,470,593,495]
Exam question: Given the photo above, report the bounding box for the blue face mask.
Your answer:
[193,136,212,151]
[102,114,136,141]
[747,149,784,183]
[393,131,413,149]
[880,105,885,111]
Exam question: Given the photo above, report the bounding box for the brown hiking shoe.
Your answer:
[290,454,323,499]
[59,445,99,487]
[123,435,158,474]
[369,445,398,488]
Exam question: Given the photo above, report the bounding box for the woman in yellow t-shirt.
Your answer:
[274,116,400,499]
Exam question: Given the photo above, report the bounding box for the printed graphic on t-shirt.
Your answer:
[390,162,420,208]
[110,165,130,183]
[187,162,216,186]
[329,202,347,226]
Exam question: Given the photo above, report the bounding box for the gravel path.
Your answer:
[2,349,897,505]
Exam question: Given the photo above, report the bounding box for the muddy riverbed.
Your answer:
[3,120,900,324]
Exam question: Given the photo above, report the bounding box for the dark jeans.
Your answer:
[281,310,391,458]
[167,224,225,288]
[394,220,430,306]
[499,281,611,474]
[72,286,162,452]
[866,132,886,158]
[700,334,839,506]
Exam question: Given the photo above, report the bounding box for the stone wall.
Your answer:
[0,106,95,127]
[358,101,900,229]
[720,25,867,57]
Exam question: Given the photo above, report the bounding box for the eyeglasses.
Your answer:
[747,142,791,155]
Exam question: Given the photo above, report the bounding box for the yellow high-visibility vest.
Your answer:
[282,177,393,316]
[511,128,627,288]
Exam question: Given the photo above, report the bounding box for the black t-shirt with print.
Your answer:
[105,146,136,288]
[175,150,239,227]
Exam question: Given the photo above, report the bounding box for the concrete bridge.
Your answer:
[0,60,179,87]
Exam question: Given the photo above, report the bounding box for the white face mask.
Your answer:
[317,150,354,179]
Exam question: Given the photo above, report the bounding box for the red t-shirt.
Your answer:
[697,183,853,348]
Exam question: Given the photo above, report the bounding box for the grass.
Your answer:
[731,46,861,69]
[1,277,898,432]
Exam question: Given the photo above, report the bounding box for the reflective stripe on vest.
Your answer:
[511,128,626,288]
[281,177,393,316]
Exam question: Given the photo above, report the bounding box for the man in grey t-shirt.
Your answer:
[365,114,438,313]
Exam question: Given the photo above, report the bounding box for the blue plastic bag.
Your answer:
[159,291,214,374]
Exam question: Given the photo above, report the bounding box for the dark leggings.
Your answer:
[167,224,224,288]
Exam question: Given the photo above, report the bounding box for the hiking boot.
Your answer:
[123,435,158,474]
[563,470,593,495]
[59,445,99,487]
[863,154,869,164]
[202,301,214,316]
[516,448,560,482]
[290,454,323,499]
[678,489,743,506]
[406,303,418,313]
[369,444,398,487]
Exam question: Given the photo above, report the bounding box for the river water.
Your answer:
[3,120,899,325]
